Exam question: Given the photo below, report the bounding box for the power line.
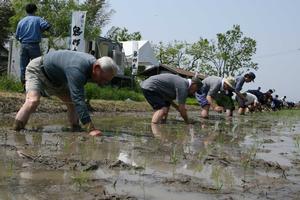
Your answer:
[254,48,300,59]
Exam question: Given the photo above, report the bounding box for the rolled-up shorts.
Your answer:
[25,56,69,96]
[214,93,235,110]
[196,91,235,110]
[236,95,246,108]
[195,92,209,107]
[142,89,171,110]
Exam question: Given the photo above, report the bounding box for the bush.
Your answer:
[85,83,145,102]
[0,75,23,92]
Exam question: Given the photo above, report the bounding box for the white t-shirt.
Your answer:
[244,92,258,106]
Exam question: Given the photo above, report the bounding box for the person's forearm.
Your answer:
[236,92,246,101]
[207,96,216,108]
[178,105,189,123]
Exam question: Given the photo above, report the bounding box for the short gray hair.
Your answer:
[96,56,118,76]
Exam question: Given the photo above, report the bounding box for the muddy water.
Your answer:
[0,110,300,199]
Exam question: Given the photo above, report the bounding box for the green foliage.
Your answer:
[85,83,145,102]
[81,0,115,40]
[153,40,189,67]
[187,25,258,77]
[105,26,142,41]
[0,0,14,46]
[71,171,89,190]
[0,75,145,102]
[294,135,300,149]
[254,109,300,117]
[9,0,114,49]
[186,97,198,106]
[0,75,23,92]
[170,145,179,165]
[186,97,197,106]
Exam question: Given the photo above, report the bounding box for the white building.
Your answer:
[121,40,159,70]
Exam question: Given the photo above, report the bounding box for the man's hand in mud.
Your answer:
[214,106,224,113]
[89,129,102,136]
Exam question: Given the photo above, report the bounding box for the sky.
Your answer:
[102,0,300,101]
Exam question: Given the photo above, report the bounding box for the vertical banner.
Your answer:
[132,41,139,75]
[70,11,86,52]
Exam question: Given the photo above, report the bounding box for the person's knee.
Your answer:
[238,108,245,115]
[201,111,209,118]
[161,107,169,115]
[25,97,40,109]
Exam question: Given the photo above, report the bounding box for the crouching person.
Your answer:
[13,50,118,136]
[196,76,236,118]
[234,72,256,114]
[141,73,202,124]
[238,92,261,114]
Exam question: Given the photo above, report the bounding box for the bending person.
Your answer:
[141,73,202,124]
[196,76,236,118]
[13,50,118,136]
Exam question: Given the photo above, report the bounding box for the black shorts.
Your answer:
[142,89,171,110]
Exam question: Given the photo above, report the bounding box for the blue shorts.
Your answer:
[142,89,171,110]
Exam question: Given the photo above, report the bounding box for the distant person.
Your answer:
[247,88,273,108]
[272,94,283,111]
[257,86,261,91]
[195,76,236,118]
[281,96,288,107]
[141,73,202,124]
[238,92,260,114]
[13,50,118,136]
[15,3,51,86]
[234,72,256,115]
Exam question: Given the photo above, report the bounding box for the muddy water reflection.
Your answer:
[0,111,300,199]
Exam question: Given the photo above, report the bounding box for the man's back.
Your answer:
[201,76,222,97]
[43,50,96,86]
[16,15,50,43]
[141,73,189,104]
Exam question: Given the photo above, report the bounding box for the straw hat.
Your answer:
[224,76,236,89]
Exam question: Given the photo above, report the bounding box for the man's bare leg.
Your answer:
[201,105,210,118]
[152,107,168,124]
[238,107,245,115]
[226,109,233,117]
[14,91,41,130]
[161,107,170,123]
[57,95,80,131]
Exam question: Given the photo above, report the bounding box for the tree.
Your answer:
[9,0,114,48]
[187,25,258,77]
[105,26,142,41]
[0,0,14,46]
[153,40,189,67]
[80,0,115,40]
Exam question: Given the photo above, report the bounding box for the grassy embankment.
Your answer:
[0,75,198,104]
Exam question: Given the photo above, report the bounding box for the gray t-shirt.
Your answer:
[43,50,96,125]
[201,76,223,97]
[141,73,189,104]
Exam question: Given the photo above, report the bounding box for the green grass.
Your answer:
[254,109,300,117]
[186,97,198,105]
[85,83,145,102]
[0,75,23,92]
[0,75,145,101]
